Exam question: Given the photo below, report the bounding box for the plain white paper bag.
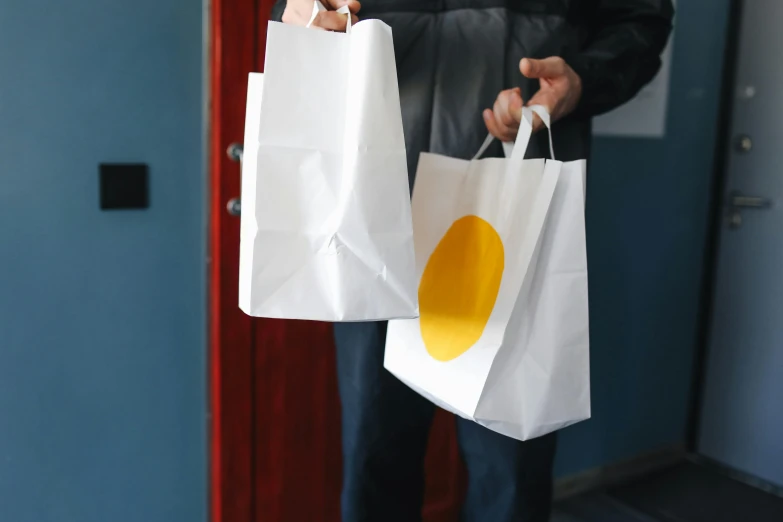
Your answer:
[385,106,590,441]
[239,14,418,321]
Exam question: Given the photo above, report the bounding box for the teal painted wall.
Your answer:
[0,1,207,520]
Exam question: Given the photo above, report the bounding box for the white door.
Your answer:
[698,0,783,487]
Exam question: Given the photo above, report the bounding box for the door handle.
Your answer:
[730,194,770,208]
[727,191,771,228]
[226,143,244,217]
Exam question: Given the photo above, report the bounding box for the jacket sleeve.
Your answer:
[271,0,286,22]
[568,0,675,118]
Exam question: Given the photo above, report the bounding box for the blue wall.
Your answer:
[0,1,206,521]
[556,0,731,476]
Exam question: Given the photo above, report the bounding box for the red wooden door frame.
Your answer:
[209,0,260,520]
[209,1,465,520]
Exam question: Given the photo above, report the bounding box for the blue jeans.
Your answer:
[334,321,557,522]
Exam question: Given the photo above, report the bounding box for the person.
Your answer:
[273,1,674,521]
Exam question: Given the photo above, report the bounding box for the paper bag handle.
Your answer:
[306,0,352,33]
[473,105,555,162]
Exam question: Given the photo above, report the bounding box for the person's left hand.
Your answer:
[483,57,583,141]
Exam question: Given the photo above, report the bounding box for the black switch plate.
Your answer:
[99,163,149,210]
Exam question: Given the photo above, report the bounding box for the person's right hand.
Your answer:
[282,0,361,32]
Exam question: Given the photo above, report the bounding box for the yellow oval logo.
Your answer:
[418,215,504,362]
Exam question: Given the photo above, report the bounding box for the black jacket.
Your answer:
[272,0,674,176]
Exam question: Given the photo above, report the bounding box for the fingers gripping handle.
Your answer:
[306,0,352,33]
[305,0,325,27]
[473,105,555,162]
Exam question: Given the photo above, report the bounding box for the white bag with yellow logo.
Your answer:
[384,106,590,441]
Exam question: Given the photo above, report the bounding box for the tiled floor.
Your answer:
[553,462,783,522]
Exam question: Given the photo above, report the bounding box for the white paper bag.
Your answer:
[239,10,418,321]
[385,106,590,441]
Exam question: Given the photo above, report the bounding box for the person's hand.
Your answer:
[483,57,583,141]
[282,0,361,31]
